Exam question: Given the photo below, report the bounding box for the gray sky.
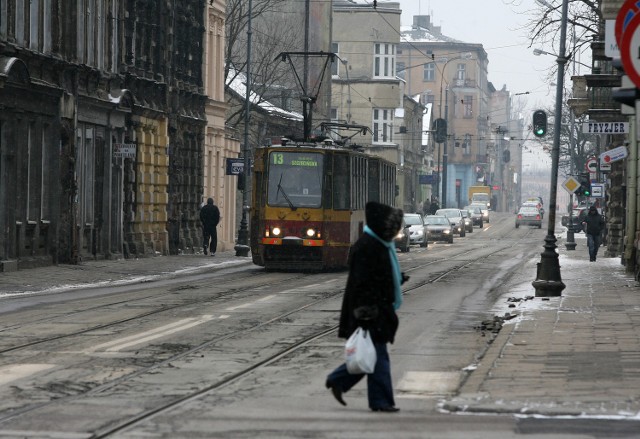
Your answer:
[395,0,563,115]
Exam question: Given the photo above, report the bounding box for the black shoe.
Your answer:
[203,249,208,255]
[325,380,346,406]
[372,406,400,412]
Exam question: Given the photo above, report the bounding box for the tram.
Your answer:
[249,136,396,271]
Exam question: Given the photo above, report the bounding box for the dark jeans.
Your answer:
[203,228,217,254]
[587,233,601,260]
[326,341,395,409]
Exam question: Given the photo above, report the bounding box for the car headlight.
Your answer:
[443,229,450,234]
[396,231,405,239]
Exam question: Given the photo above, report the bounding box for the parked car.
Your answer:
[424,215,454,243]
[464,205,484,228]
[435,208,466,237]
[561,206,599,233]
[394,218,410,252]
[469,202,489,223]
[515,206,543,228]
[460,209,474,233]
[403,213,428,247]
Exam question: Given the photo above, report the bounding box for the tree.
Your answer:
[508,0,600,79]
[224,0,327,146]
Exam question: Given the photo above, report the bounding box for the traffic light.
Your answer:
[434,118,447,143]
[576,173,591,197]
[532,110,547,137]
[502,149,511,163]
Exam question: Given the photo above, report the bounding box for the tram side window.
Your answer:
[351,156,366,210]
[334,154,349,209]
[368,160,380,202]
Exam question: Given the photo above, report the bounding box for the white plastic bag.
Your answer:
[344,327,377,374]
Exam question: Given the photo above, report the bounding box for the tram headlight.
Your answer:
[306,228,316,237]
[271,227,282,236]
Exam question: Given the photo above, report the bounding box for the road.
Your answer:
[0,213,636,438]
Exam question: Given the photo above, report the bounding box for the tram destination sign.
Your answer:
[582,121,629,134]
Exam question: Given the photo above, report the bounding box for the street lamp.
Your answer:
[438,53,472,208]
[531,0,568,297]
[234,0,253,258]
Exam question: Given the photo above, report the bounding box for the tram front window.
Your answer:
[268,152,323,208]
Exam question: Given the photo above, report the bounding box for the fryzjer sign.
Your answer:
[582,122,629,134]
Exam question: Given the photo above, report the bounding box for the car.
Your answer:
[460,209,474,233]
[515,206,543,228]
[435,208,466,237]
[403,213,428,247]
[562,206,599,233]
[394,218,411,252]
[469,202,490,223]
[424,215,454,243]
[464,205,484,228]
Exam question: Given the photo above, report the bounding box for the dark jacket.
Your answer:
[583,209,604,236]
[338,202,404,344]
[200,200,220,231]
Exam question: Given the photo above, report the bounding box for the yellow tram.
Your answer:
[250,141,396,271]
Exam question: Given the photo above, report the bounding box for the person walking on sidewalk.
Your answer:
[325,201,409,413]
[582,205,605,262]
[200,198,220,256]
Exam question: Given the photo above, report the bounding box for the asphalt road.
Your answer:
[0,213,638,438]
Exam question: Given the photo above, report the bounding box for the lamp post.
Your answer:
[532,0,568,296]
[234,0,253,257]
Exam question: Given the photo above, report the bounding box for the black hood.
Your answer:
[365,201,403,241]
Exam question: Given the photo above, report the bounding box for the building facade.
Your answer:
[0,0,209,271]
[398,15,492,209]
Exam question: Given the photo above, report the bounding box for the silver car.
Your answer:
[435,208,466,237]
[403,213,428,247]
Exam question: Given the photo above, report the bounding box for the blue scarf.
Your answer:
[364,225,402,310]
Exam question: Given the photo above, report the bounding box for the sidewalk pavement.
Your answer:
[0,250,253,297]
[2,235,640,419]
[444,233,640,419]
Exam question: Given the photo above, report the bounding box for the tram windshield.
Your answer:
[268,151,324,208]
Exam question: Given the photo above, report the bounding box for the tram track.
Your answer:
[0,222,543,435]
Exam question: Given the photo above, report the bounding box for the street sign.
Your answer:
[419,174,436,185]
[615,0,640,46]
[590,183,604,198]
[582,121,629,134]
[225,158,245,175]
[586,157,598,173]
[600,145,629,165]
[562,176,580,194]
[114,143,136,159]
[620,12,640,88]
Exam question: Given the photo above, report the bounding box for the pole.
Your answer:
[442,87,449,208]
[565,25,576,251]
[532,0,568,296]
[234,0,252,257]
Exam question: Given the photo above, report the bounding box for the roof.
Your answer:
[225,67,303,122]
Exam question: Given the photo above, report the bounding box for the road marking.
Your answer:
[87,315,216,353]
[396,371,461,398]
[0,364,56,386]
[225,294,276,310]
[0,431,90,439]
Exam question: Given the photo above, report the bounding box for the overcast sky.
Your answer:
[394,0,569,116]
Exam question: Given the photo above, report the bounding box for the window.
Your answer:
[374,43,395,78]
[456,63,466,80]
[423,93,434,106]
[396,62,405,80]
[423,62,435,81]
[463,134,472,155]
[351,156,367,210]
[464,95,473,118]
[0,0,6,37]
[41,125,51,219]
[331,42,339,76]
[16,0,25,45]
[373,109,393,143]
[334,154,349,209]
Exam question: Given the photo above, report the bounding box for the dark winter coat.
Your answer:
[583,209,604,236]
[200,199,220,231]
[338,202,404,344]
